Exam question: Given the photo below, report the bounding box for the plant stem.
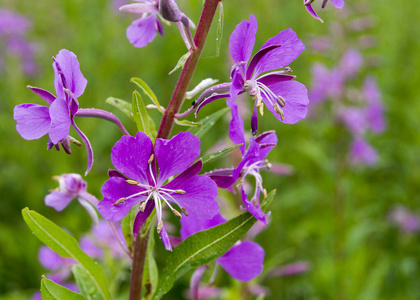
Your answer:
[129,1,221,299]
[157,0,222,139]
[76,108,131,136]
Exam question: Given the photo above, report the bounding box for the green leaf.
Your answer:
[132,90,152,137]
[40,275,86,300]
[188,107,230,138]
[22,208,111,300]
[152,190,276,299]
[130,77,164,113]
[105,97,133,120]
[174,118,202,128]
[142,230,159,300]
[121,206,137,254]
[72,265,106,300]
[216,2,224,56]
[168,51,192,75]
[198,144,242,165]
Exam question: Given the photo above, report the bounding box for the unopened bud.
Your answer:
[157,220,163,234]
[172,209,182,219]
[175,189,186,194]
[182,207,189,216]
[148,154,155,164]
[114,198,126,206]
[126,179,139,185]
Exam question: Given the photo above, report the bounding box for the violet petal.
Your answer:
[13,103,50,140]
[45,191,74,211]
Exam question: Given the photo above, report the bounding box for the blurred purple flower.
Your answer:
[13,49,94,175]
[389,205,420,234]
[227,14,308,136]
[45,173,99,225]
[181,212,264,282]
[363,76,386,133]
[80,220,129,259]
[266,261,310,278]
[0,9,38,76]
[98,131,219,251]
[305,0,345,23]
[349,137,378,166]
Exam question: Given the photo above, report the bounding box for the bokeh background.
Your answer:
[1,0,420,299]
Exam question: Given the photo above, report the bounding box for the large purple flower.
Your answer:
[227,15,308,139]
[207,131,278,224]
[98,131,219,251]
[45,173,99,225]
[13,49,93,174]
[180,212,264,282]
[305,0,345,23]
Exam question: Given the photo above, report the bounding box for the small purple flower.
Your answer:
[304,0,345,23]
[13,49,94,174]
[98,131,219,251]
[181,212,264,282]
[389,205,420,234]
[227,15,308,138]
[349,137,378,166]
[38,246,76,283]
[45,173,99,225]
[363,76,385,134]
[208,131,277,224]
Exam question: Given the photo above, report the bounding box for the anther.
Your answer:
[148,154,155,164]
[172,209,182,219]
[114,198,126,206]
[259,102,264,116]
[175,189,186,194]
[273,104,285,121]
[52,176,60,181]
[235,178,245,188]
[263,189,268,199]
[252,198,259,205]
[48,188,59,192]
[264,159,272,170]
[284,66,293,73]
[276,95,286,107]
[157,220,163,234]
[126,179,139,185]
[139,201,147,212]
[182,207,189,216]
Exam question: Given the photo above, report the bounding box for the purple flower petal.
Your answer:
[305,4,323,22]
[13,103,51,140]
[48,98,71,144]
[339,49,362,79]
[164,160,203,188]
[216,241,264,281]
[45,191,74,211]
[180,212,226,239]
[190,266,207,300]
[254,131,278,160]
[80,236,104,259]
[164,175,219,220]
[349,137,378,166]
[126,15,159,48]
[246,44,282,80]
[263,80,309,124]
[111,132,152,183]
[38,245,67,270]
[229,14,257,75]
[254,28,305,76]
[206,168,236,189]
[53,49,87,100]
[155,131,201,185]
[71,119,94,176]
[228,102,246,154]
[330,0,345,9]
[160,224,172,251]
[240,187,268,224]
[250,102,258,136]
[133,201,155,237]
[99,177,147,221]
[27,86,56,105]
[257,73,295,87]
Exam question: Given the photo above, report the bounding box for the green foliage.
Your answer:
[22,208,111,300]
[105,97,134,121]
[198,144,242,165]
[152,190,276,299]
[40,276,86,300]
[188,107,230,138]
[168,51,192,75]
[132,91,152,137]
[130,77,164,113]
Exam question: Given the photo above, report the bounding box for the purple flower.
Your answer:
[98,131,219,251]
[389,205,420,234]
[363,76,385,134]
[181,212,264,282]
[13,49,94,174]
[45,173,99,225]
[349,137,378,166]
[80,220,129,259]
[305,0,345,23]
[38,246,76,282]
[208,131,277,224]
[227,15,308,138]
[266,261,310,277]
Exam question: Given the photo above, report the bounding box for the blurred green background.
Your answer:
[1,0,420,299]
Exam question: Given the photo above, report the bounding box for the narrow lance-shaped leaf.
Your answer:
[216,2,224,56]
[142,229,159,300]
[105,97,133,121]
[152,190,276,299]
[40,275,86,300]
[198,144,242,165]
[72,265,105,300]
[22,208,111,300]
[132,90,152,137]
[130,77,164,113]
[188,107,230,138]
[121,206,137,255]
[169,51,192,75]
[174,118,202,128]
